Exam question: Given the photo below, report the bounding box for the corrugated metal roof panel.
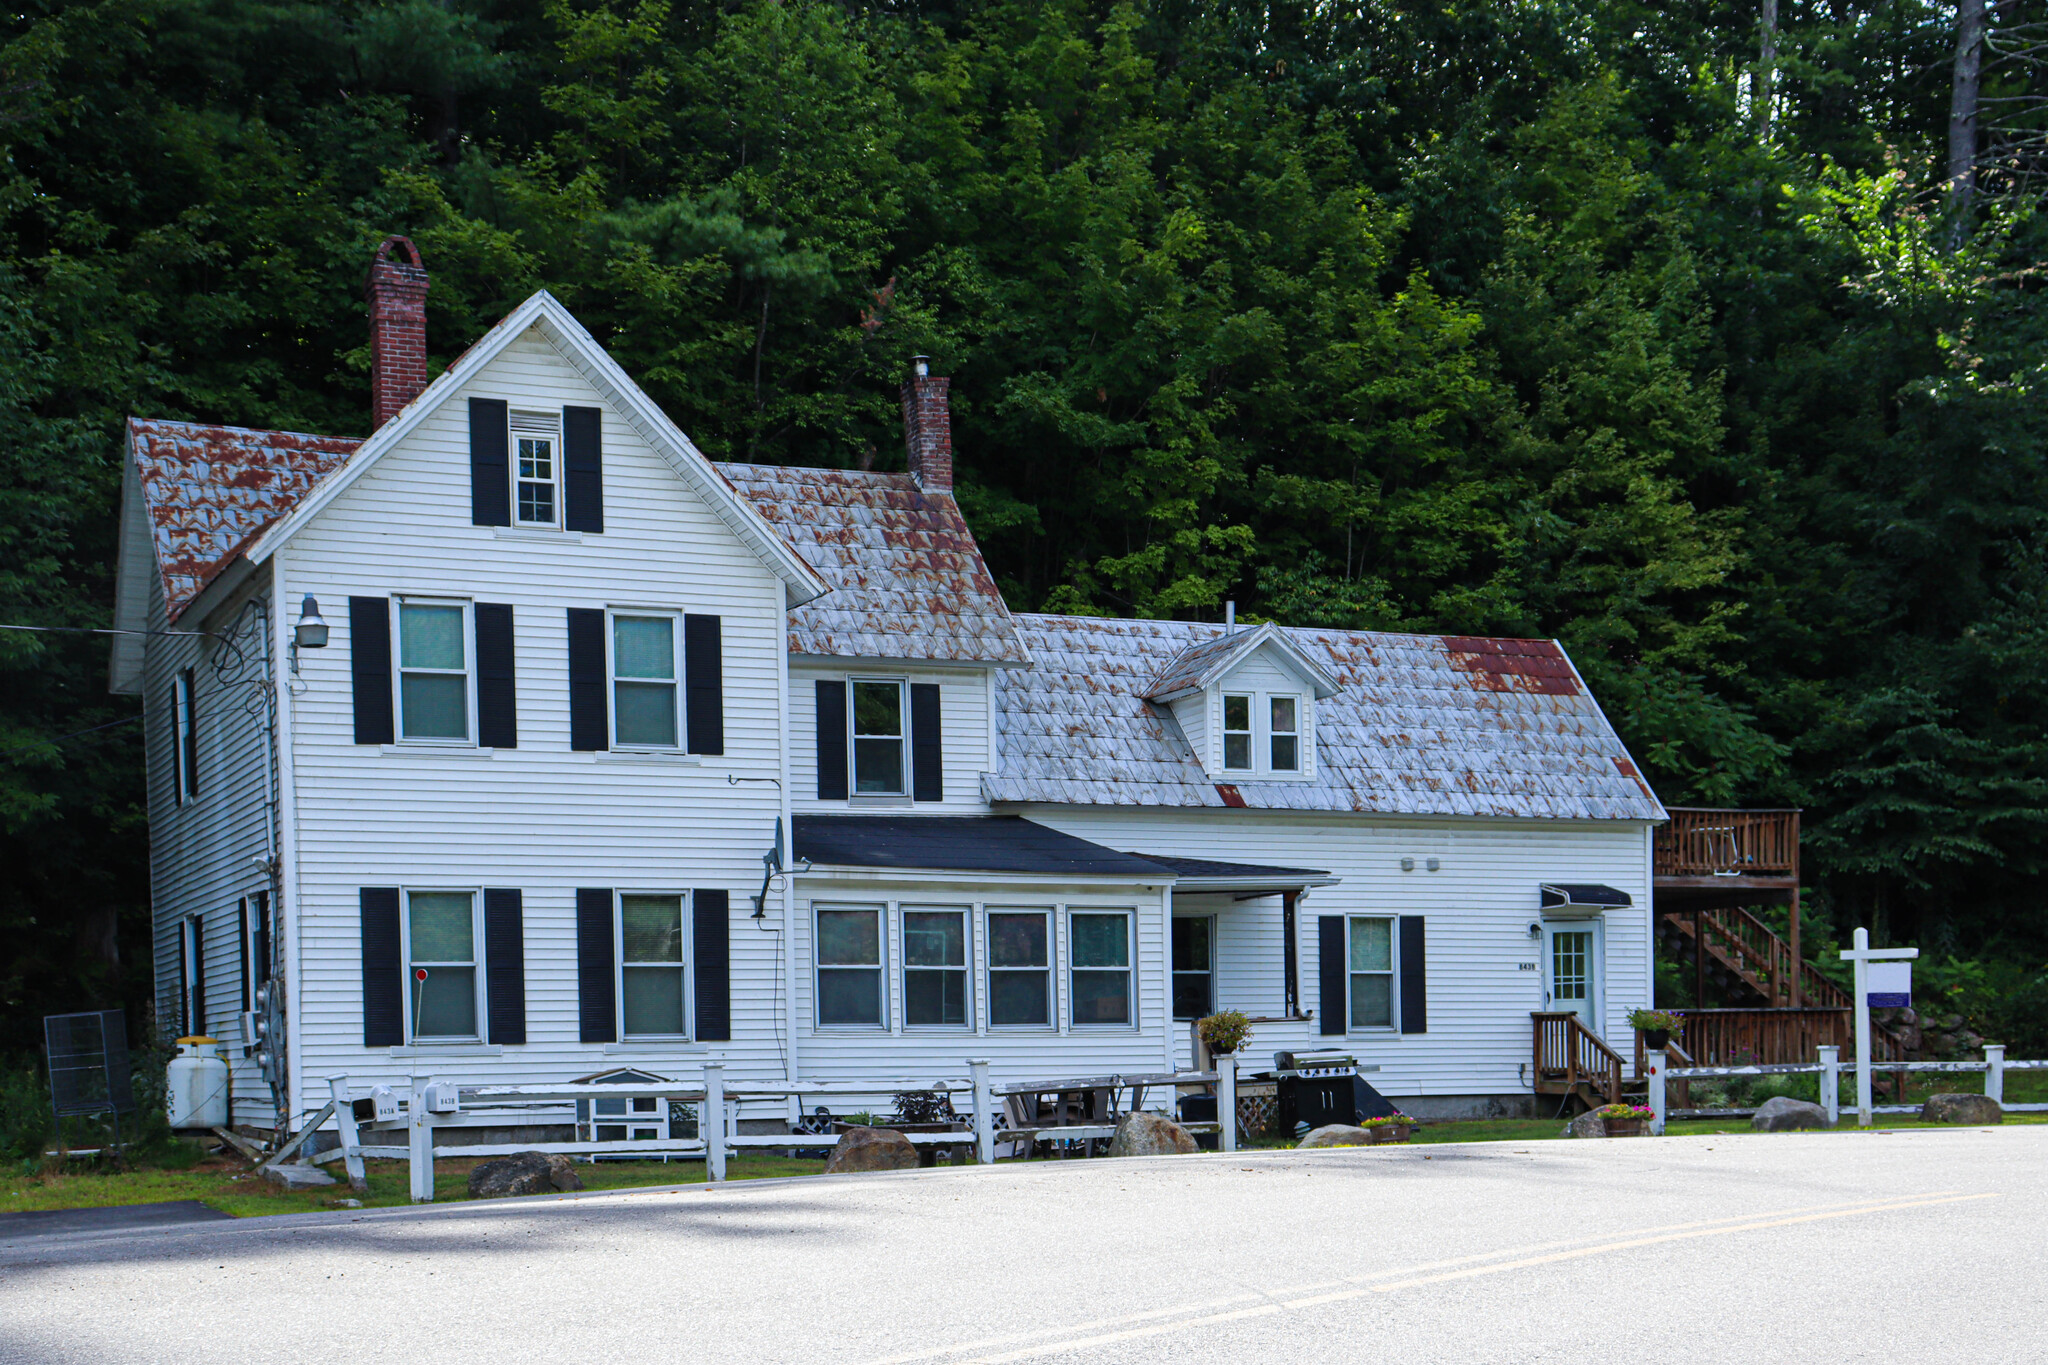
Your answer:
[985,615,1665,821]
[128,418,361,621]
[717,463,1030,666]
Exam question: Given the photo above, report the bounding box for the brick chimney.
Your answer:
[901,356,952,493]
[365,235,430,429]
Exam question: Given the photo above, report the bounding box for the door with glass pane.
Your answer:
[1542,922,1600,1025]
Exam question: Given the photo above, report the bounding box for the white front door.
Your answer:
[1542,921,1601,1027]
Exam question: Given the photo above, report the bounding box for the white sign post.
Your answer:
[1840,927,1917,1127]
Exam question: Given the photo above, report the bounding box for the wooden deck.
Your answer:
[1655,807,1808,1005]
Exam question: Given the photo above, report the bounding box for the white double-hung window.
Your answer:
[619,893,688,1037]
[511,409,561,526]
[903,906,969,1027]
[406,890,481,1041]
[816,904,885,1027]
[1347,916,1395,1029]
[987,908,1051,1027]
[850,679,907,794]
[610,611,681,749]
[1070,910,1133,1026]
[396,599,472,743]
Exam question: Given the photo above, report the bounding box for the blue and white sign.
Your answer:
[1866,960,1912,1009]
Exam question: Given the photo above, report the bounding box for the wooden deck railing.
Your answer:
[1655,808,1800,878]
[1636,1008,1904,1069]
[1532,1012,1624,1107]
[1665,903,1848,1009]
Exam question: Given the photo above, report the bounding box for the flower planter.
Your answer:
[1602,1118,1646,1138]
[1365,1121,1414,1144]
[1642,1028,1671,1050]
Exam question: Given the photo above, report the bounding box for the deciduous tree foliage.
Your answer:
[1,0,2042,1046]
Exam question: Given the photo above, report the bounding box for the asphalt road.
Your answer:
[2,1127,2039,1364]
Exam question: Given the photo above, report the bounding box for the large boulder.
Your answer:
[824,1126,919,1174]
[1297,1124,1375,1149]
[1920,1093,2004,1125]
[1108,1112,1198,1157]
[1752,1096,1831,1132]
[1561,1110,1609,1139]
[467,1151,586,1198]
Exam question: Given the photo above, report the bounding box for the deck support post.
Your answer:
[1985,1045,2005,1105]
[408,1075,435,1202]
[328,1075,368,1194]
[1646,1050,1666,1135]
[703,1064,727,1183]
[1218,1053,1238,1153]
[969,1060,995,1165]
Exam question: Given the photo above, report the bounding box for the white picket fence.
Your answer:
[314,1058,1240,1201]
[1645,1044,2046,1134]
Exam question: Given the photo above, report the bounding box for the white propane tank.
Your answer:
[166,1037,229,1130]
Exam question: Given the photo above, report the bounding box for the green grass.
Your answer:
[2,1149,825,1218]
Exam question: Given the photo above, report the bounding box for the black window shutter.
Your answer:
[567,608,608,751]
[190,918,206,1035]
[563,405,604,533]
[1399,915,1427,1033]
[910,683,943,801]
[693,889,731,1041]
[239,899,252,1012]
[475,603,517,749]
[361,888,403,1047]
[576,888,616,1043]
[176,925,190,1034]
[349,597,394,745]
[181,671,199,797]
[253,891,271,989]
[483,889,526,1045]
[470,397,510,526]
[815,679,848,800]
[684,614,724,755]
[1318,916,1346,1036]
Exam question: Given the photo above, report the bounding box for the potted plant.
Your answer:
[1628,1007,1685,1050]
[1363,1113,1416,1143]
[1197,1009,1254,1057]
[1594,1102,1655,1137]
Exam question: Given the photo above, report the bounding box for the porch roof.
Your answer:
[792,815,1169,878]
[1134,853,1338,893]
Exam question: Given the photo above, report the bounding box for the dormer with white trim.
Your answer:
[1144,622,1342,782]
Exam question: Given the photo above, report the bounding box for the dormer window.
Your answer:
[510,409,560,526]
[1270,696,1299,771]
[1222,694,1253,770]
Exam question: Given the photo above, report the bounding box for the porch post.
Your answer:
[1282,891,1300,1018]
[1788,813,1803,1008]
[1694,906,1705,1009]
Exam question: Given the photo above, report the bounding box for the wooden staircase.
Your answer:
[1659,903,1848,1010]
[1532,1012,1626,1113]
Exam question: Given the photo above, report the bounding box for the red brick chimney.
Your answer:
[901,356,952,493]
[365,235,430,429]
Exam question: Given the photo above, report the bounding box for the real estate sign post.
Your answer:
[1840,928,1917,1127]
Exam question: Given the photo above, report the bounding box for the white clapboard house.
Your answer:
[112,238,1666,1136]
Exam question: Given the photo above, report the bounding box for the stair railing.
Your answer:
[1533,1012,1624,1107]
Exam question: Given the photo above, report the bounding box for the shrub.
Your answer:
[1197,1010,1254,1055]
[891,1090,953,1124]
[0,1061,51,1164]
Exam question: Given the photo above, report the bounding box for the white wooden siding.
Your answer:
[278,330,794,1101]
[143,566,282,1124]
[1018,806,1656,1100]
[788,663,991,810]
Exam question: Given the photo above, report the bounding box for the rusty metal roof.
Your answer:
[128,418,361,620]
[717,463,1030,666]
[984,615,1665,820]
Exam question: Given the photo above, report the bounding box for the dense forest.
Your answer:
[2,0,2044,1052]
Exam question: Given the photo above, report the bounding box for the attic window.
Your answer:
[510,409,560,526]
[1270,697,1299,771]
[1222,694,1252,770]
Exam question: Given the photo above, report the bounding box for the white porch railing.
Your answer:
[318,1057,1240,1201]
[1644,1044,2044,1134]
